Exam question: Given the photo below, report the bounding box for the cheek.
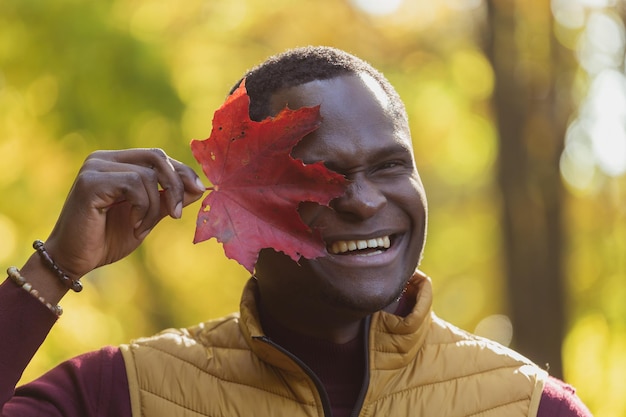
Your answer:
[404,179,428,217]
[391,179,427,211]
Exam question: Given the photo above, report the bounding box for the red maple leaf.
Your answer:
[190,80,347,273]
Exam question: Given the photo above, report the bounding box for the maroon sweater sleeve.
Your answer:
[537,376,594,417]
[0,278,57,408]
[5,347,131,417]
[0,278,131,417]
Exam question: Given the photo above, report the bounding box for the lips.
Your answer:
[328,235,391,255]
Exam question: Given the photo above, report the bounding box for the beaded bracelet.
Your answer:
[7,266,63,317]
[33,240,82,292]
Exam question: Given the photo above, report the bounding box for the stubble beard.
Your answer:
[318,275,411,315]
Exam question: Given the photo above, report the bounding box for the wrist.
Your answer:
[18,252,70,305]
[7,266,64,316]
[33,240,83,292]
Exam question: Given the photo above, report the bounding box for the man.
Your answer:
[1,46,591,416]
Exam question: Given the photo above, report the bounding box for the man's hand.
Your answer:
[43,148,206,281]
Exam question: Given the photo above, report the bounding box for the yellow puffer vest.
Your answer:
[120,272,547,417]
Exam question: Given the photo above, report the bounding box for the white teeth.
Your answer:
[329,235,392,254]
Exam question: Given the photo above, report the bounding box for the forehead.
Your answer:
[268,73,413,165]
[269,73,393,119]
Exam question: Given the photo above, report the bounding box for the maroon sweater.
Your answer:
[0,279,592,416]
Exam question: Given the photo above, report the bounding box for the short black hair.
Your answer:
[232,46,407,123]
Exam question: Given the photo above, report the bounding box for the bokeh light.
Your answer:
[349,0,404,16]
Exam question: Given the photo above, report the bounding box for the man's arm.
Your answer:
[0,278,58,409]
[6,346,131,417]
[1,148,205,415]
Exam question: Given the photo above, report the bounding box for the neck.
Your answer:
[255,283,412,344]
[257,290,365,344]
[254,251,372,344]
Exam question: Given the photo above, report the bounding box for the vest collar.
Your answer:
[370,270,433,369]
[237,270,433,372]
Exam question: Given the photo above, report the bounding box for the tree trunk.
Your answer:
[484,0,573,378]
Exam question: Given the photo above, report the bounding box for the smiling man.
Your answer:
[256,73,427,329]
[1,47,591,416]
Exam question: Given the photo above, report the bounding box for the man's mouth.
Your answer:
[328,235,391,255]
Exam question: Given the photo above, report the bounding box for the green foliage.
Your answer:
[0,0,183,150]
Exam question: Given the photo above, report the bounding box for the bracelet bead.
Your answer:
[7,266,63,317]
[33,240,82,292]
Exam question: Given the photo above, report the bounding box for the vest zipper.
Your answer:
[349,316,370,417]
[254,335,333,416]
[253,315,372,417]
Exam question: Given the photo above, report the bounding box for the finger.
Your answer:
[130,167,163,234]
[109,149,181,218]
[99,171,161,240]
[169,158,206,206]
[84,148,206,220]
[90,170,159,231]
[122,149,207,214]
[86,148,185,219]
[81,157,161,225]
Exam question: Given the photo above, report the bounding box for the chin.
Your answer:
[318,276,408,315]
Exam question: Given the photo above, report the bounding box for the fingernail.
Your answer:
[195,177,206,191]
[174,202,183,219]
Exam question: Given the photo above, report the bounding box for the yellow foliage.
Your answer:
[1,1,624,415]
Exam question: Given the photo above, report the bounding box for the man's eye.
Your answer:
[378,161,401,170]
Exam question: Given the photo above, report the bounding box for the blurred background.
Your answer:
[1,0,625,415]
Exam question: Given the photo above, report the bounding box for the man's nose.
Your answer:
[331,177,387,220]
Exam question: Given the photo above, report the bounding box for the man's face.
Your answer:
[255,73,427,316]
